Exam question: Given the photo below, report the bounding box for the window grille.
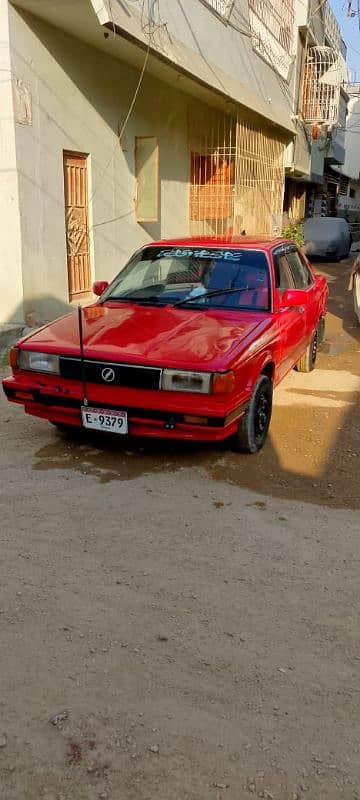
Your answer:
[248,0,294,54]
[301,47,341,123]
[202,0,233,18]
[188,107,285,236]
[324,2,341,52]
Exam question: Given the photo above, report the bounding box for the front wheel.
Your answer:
[232,375,273,454]
[296,330,317,373]
[317,316,325,345]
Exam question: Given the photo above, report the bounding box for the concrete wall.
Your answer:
[0,0,23,324]
[9,6,192,324]
[95,0,295,134]
[328,91,347,166]
[5,1,295,325]
[283,0,311,177]
[339,92,360,181]
[338,181,360,217]
[293,123,311,176]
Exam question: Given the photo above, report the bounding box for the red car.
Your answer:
[3,237,327,453]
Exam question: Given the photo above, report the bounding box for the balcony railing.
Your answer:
[301,46,341,124]
[248,0,294,54]
[324,1,341,52]
[201,0,233,18]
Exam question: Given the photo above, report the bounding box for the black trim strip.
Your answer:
[5,387,228,428]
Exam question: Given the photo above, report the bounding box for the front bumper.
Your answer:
[3,374,245,442]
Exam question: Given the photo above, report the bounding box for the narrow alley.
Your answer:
[0,258,359,799]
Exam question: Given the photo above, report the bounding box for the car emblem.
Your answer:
[101,367,115,382]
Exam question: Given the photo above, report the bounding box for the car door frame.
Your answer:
[271,244,307,381]
[285,245,321,347]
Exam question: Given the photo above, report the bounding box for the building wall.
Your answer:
[329,91,347,164]
[283,177,306,221]
[9,6,192,324]
[94,0,295,134]
[291,0,348,196]
[7,4,290,325]
[0,0,23,324]
[339,89,360,181]
[283,0,311,178]
[338,181,360,217]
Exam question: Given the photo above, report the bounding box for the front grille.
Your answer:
[59,357,161,390]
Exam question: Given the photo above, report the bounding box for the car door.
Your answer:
[285,248,319,345]
[272,248,306,380]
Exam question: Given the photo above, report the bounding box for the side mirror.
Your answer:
[281,289,308,308]
[93,280,109,297]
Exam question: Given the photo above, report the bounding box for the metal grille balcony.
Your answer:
[248,0,294,54]
[201,0,233,18]
[324,2,341,51]
[301,46,341,124]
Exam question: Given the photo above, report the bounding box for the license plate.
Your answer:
[81,406,128,434]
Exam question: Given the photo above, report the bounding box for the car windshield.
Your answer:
[101,246,271,311]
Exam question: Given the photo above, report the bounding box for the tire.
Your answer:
[232,374,273,454]
[317,316,325,345]
[296,330,318,373]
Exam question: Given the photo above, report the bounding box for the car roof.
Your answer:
[149,236,290,252]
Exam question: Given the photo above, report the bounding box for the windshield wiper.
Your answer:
[173,286,256,307]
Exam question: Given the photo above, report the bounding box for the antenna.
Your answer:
[78,305,88,407]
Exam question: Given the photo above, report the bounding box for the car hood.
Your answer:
[21,303,264,371]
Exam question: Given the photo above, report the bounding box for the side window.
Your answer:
[286,249,313,289]
[298,250,314,286]
[274,254,294,295]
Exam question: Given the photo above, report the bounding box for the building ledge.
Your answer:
[11,0,295,135]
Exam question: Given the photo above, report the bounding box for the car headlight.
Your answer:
[17,349,60,375]
[161,369,211,394]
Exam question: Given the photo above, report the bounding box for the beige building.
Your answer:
[284,0,348,222]
[336,84,360,221]
[1,0,300,324]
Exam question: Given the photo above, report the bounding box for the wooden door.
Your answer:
[63,152,91,301]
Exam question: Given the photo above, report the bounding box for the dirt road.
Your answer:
[0,259,359,800]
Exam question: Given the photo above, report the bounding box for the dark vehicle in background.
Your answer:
[303,217,352,261]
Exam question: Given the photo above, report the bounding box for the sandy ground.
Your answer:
[0,258,359,800]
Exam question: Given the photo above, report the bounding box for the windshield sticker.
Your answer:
[155,248,244,261]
